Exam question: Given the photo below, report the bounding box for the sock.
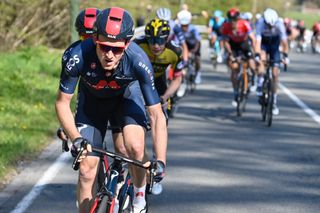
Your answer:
[273,94,278,105]
[258,76,264,87]
[133,185,146,209]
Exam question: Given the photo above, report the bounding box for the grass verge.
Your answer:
[0,46,62,186]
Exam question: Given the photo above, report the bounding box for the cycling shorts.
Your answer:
[229,39,254,59]
[75,81,148,155]
[261,35,281,67]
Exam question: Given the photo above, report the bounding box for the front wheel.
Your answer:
[96,196,114,213]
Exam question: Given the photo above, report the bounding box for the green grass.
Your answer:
[284,11,320,29]
[0,46,62,181]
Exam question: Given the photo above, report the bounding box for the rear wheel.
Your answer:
[236,75,244,117]
[266,81,274,127]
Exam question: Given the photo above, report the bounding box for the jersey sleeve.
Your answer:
[173,24,186,43]
[278,20,288,40]
[255,18,264,40]
[243,20,253,35]
[59,42,82,94]
[220,23,230,40]
[168,41,183,77]
[192,26,202,41]
[133,49,160,106]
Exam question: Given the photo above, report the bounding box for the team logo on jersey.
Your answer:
[91,63,96,69]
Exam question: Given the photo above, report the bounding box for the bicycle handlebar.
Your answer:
[72,142,155,171]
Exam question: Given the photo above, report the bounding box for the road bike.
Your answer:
[72,141,157,213]
[260,58,287,127]
[235,55,251,117]
[185,54,197,93]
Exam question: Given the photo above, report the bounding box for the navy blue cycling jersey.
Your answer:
[59,38,160,106]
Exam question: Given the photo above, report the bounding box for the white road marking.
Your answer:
[10,152,70,213]
[280,83,320,125]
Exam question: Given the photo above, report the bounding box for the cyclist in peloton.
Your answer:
[208,10,225,63]
[134,18,183,120]
[220,8,256,107]
[311,21,320,53]
[55,7,167,213]
[255,8,289,115]
[56,8,130,157]
[177,9,202,84]
[156,8,189,67]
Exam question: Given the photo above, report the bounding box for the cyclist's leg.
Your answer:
[194,42,202,84]
[228,42,240,105]
[270,43,281,115]
[74,88,120,212]
[121,81,149,211]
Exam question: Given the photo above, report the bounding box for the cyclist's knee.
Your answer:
[79,158,99,182]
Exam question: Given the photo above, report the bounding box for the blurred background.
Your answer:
[0,0,319,51]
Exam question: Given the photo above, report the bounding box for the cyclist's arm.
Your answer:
[147,104,167,164]
[55,91,81,141]
[133,51,167,164]
[56,41,82,141]
[162,74,182,101]
[279,21,289,54]
[181,41,189,63]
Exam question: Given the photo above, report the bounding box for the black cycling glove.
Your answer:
[71,137,87,157]
[154,160,166,183]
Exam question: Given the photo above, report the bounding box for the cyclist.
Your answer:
[134,18,183,119]
[311,21,320,53]
[208,10,225,63]
[295,19,307,52]
[221,8,256,107]
[156,8,189,73]
[255,8,289,115]
[177,9,202,84]
[55,7,167,213]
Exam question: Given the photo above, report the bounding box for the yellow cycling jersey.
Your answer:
[134,37,183,79]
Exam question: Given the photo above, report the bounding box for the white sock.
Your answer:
[258,76,264,86]
[273,94,278,105]
[133,185,146,209]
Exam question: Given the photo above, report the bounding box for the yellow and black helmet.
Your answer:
[145,18,170,39]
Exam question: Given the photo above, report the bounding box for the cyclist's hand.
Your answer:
[57,127,68,141]
[71,137,91,161]
[229,54,236,63]
[255,53,261,63]
[282,52,290,64]
[154,160,166,183]
[182,60,188,68]
[160,96,169,110]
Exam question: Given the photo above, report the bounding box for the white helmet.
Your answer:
[156,8,171,21]
[177,10,192,25]
[245,12,253,20]
[263,8,279,26]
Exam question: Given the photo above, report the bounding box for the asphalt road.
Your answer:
[1,41,319,213]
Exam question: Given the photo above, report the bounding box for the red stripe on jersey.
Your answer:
[105,7,124,35]
[84,8,97,29]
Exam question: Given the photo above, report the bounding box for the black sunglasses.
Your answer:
[96,42,125,55]
[147,37,167,45]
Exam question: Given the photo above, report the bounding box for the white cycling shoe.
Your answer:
[272,104,279,115]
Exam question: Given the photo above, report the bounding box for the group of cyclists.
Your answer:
[207,7,289,115]
[54,4,313,213]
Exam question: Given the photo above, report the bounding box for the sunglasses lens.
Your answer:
[98,44,124,54]
[148,38,166,45]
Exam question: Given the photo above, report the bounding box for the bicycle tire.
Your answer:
[96,196,114,213]
[266,81,274,127]
[118,182,132,212]
[236,74,244,117]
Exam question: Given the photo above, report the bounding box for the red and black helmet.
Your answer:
[75,8,101,35]
[227,8,240,20]
[94,7,135,41]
